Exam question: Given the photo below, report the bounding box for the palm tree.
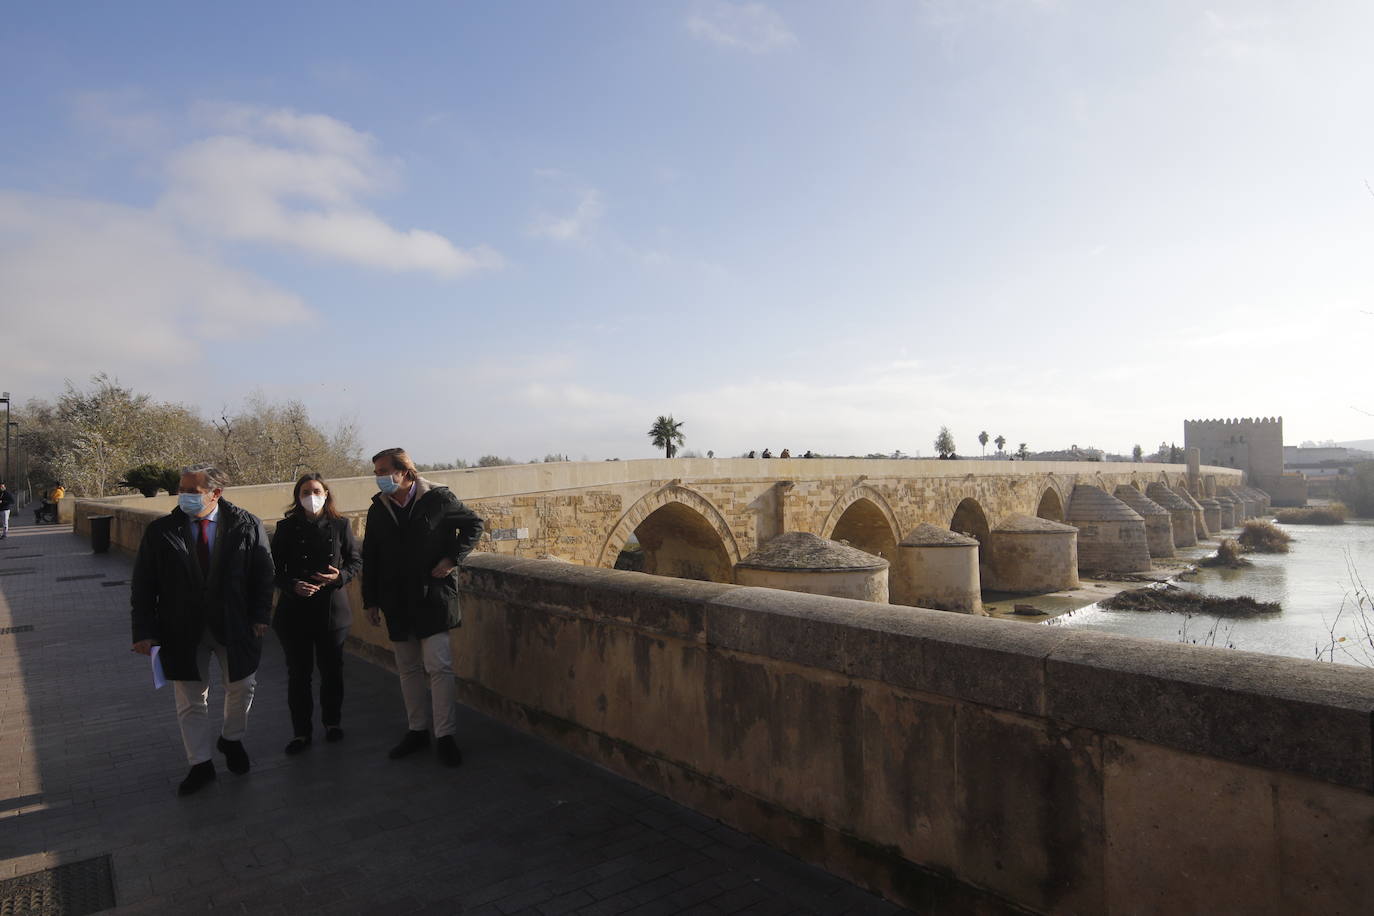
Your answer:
[648,415,685,458]
[1016,442,1030,460]
[978,431,989,456]
[994,434,1006,454]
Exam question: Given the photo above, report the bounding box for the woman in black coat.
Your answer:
[271,473,362,754]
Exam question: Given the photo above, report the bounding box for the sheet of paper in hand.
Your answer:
[150,645,167,689]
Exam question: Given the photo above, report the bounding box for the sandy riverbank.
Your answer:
[983,546,1219,622]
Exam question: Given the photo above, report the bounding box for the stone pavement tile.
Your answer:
[0,521,910,915]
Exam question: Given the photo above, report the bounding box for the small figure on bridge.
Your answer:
[0,483,12,537]
[779,449,791,458]
[761,448,773,459]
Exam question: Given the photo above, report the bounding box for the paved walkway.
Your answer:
[0,515,907,915]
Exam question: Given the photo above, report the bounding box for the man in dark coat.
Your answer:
[131,464,274,796]
[363,447,483,767]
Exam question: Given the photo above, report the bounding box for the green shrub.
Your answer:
[119,463,181,498]
[1237,519,1292,553]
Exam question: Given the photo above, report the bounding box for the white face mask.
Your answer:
[300,493,327,515]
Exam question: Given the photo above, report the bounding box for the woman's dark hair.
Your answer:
[285,473,342,519]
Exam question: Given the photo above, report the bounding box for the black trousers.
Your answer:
[278,627,348,737]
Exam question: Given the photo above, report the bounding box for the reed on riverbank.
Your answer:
[1200,538,1251,568]
[1102,585,1280,617]
[1275,504,1347,525]
[1238,519,1292,553]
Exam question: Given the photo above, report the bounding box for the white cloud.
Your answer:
[0,190,310,387]
[528,188,604,243]
[160,105,502,276]
[686,1,797,53]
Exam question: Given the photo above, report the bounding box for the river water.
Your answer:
[1047,519,1374,665]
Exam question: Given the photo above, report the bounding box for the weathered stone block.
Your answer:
[1275,770,1374,912]
[1102,737,1280,913]
[1045,631,1374,790]
[954,707,1105,913]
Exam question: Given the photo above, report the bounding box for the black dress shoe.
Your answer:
[324,726,344,743]
[217,736,251,774]
[387,729,430,759]
[177,761,216,796]
[435,735,463,768]
[284,736,311,756]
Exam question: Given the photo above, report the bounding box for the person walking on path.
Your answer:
[130,464,274,796]
[0,483,13,537]
[362,447,484,768]
[271,473,362,755]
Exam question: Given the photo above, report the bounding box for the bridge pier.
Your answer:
[981,514,1079,593]
[1175,487,1211,539]
[1223,487,1255,521]
[1198,497,1223,534]
[1146,483,1196,547]
[1114,486,1175,558]
[1066,485,1152,574]
[734,532,889,603]
[891,523,983,614]
[1215,494,1239,529]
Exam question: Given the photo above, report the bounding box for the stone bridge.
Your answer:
[82,457,1248,603]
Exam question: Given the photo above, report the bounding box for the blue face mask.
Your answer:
[179,493,207,516]
[375,475,400,494]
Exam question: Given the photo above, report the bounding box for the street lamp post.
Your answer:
[5,421,16,494]
[1,392,9,486]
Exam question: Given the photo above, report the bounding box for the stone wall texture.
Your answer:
[441,555,1374,914]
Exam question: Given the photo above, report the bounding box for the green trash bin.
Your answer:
[90,515,114,554]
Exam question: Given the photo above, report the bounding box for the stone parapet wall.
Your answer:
[443,555,1374,914]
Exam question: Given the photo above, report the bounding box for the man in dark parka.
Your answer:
[363,447,483,767]
[131,464,274,796]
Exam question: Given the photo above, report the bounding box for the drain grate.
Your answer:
[0,625,34,635]
[0,854,116,915]
[100,580,129,588]
[0,568,36,577]
[55,574,104,582]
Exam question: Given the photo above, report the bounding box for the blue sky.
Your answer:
[3,1,1372,463]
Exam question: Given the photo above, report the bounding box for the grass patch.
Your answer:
[1199,538,1252,568]
[1102,585,1280,617]
[1274,504,1347,525]
[1237,519,1292,553]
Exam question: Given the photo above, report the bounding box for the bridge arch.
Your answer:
[597,485,741,583]
[1035,485,1065,523]
[820,485,900,560]
[949,497,991,546]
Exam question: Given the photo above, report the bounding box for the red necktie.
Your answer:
[196,519,210,574]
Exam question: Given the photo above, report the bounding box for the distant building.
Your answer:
[1283,446,1374,478]
[1183,417,1285,490]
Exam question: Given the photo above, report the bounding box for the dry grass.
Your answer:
[1274,504,1347,525]
[1237,519,1292,553]
[1102,585,1280,617]
[1199,538,1252,568]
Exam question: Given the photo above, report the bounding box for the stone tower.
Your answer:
[1183,417,1284,489]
